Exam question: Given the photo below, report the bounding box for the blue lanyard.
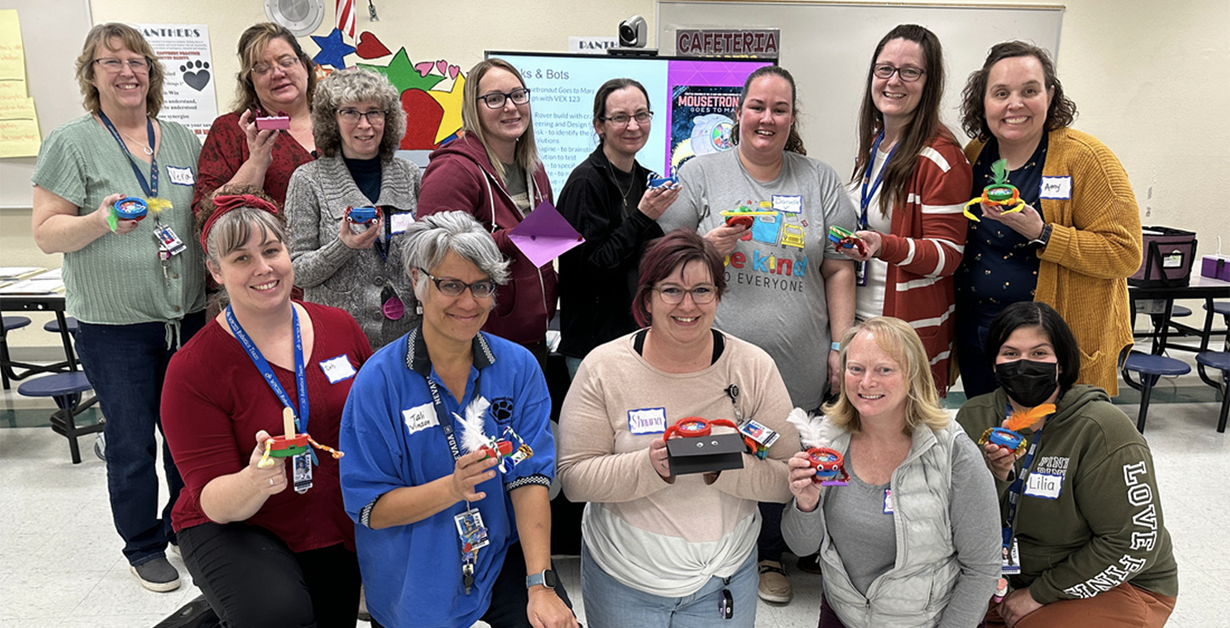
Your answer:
[226,305,313,461]
[424,373,481,463]
[1001,402,1049,546]
[98,110,158,199]
[858,132,897,229]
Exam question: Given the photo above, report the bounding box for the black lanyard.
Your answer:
[98,110,158,199]
[1002,403,1047,546]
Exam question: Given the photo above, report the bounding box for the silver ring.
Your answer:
[269,477,275,486]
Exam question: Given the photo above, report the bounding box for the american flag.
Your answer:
[336,0,356,39]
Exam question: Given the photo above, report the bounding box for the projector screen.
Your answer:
[487,52,773,194]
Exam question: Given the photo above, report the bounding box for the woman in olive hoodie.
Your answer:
[418,58,556,362]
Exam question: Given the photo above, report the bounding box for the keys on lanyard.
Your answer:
[719,576,734,619]
[454,507,490,595]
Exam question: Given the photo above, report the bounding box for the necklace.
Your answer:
[120,129,154,156]
[615,168,635,209]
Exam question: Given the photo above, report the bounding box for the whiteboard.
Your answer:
[657,1,1064,175]
[0,0,93,209]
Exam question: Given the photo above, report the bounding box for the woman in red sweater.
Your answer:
[163,189,372,627]
[841,24,972,395]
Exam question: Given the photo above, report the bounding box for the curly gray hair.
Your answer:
[402,212,510,304]
[311,67,407,160]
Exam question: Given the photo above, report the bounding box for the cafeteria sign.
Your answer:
[676,29,780,59]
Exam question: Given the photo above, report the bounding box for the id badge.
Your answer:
[1002,537,1021,575]
[390,211,414,235]
[856,260,868,286]
[292,452,312,494]
[454,509,491,555]
[153,224,187,256]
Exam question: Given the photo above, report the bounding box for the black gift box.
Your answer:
[666,433,746,475]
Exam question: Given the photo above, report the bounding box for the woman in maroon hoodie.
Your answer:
[417,58,556,363]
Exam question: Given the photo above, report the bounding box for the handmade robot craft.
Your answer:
[786,408,850,486]
[345,205,381,225]
[109,196,171,232]
[720,201,776,229]
[662,416,777,459]
[257,408,345,468]
[646,172,679,190]
[457,398,533,473]
[254,109,291,131]
[975,403,1056,457]
[828,225,869,257]
[964,159,1025,221]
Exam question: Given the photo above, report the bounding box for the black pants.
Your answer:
[178,522,361,628]
[370,542,574,628]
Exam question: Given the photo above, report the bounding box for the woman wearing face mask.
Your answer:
[956,302,1177,628]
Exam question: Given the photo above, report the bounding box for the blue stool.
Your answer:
[17,372,101,464]
[43,316,80,335]
[2,316,33,390]
[1195,351,1230,433]
[1122,352,1191,433]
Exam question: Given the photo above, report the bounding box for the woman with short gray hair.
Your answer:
[340,211,578,628]
[286,67,420,349]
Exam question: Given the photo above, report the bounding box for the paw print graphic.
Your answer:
[180,60,211,92]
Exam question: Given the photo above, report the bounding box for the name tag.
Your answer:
[166,165,196,186]
[627,407,667,435]
[883,488,894,514]
[771,194,802,214]
[318,354,357,384]
[1024,471,1063,499]
[1039,176,1071,200]
[403,403,437,435]
[390,211,414,235]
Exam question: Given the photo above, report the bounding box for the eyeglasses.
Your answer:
[477,88,530,109]
[873,64,925,82]
[94,57,149,73]
[417,268,497,298]
[654,284,717,305]
[601,111,653,127]
[251,55,300,77]
[337,108,386,124]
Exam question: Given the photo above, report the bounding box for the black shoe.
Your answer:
[154,595,220,628]
[796,553,822,574]
[129,556,181,592]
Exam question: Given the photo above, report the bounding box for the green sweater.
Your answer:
[955,385,1177,604]
[31,114,205,325]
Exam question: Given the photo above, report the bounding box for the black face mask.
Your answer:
[995,359,1059,408]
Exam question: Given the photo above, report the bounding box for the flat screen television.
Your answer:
[486,51,774,194]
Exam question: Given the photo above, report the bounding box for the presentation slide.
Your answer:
[490,52,772,194]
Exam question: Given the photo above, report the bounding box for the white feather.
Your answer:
[456,396,492,454]
[787,407,830,449]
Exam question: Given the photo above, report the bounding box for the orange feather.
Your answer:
[1004,404,1056,432]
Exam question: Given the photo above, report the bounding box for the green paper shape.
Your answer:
[359,48,444,95]
[107,208,118,232]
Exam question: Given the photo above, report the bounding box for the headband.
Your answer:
[199,194,280,252]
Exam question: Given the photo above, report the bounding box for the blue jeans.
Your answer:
[581,541,758,628]
[75,313,204,566]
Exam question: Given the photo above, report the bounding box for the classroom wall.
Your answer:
[2,0,1226,348]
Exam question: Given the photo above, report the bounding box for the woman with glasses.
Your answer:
[163,189,371,627]
[840,25,972,396]
[954,42,1141,398]
[286,68,421,349]
[193,22,318,215]
[782,317,1000,628]
[556,78,679,378]
[558,229,798,628]
[418,59,556,363]
[30,22,206,593]
[340,211,577,628]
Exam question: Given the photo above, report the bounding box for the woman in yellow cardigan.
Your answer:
[954,41,1141,397]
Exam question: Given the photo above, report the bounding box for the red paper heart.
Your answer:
[355,32,391,59]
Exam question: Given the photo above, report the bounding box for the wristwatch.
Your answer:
[526,569,557,590]
[1030,223,1053,248]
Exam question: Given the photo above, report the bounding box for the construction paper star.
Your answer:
[311,29,356,70]
[359,48,443,95]
[428,73,466,145]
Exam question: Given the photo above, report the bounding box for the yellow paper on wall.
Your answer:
[0,96,40,157]
[0,10,29,91]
